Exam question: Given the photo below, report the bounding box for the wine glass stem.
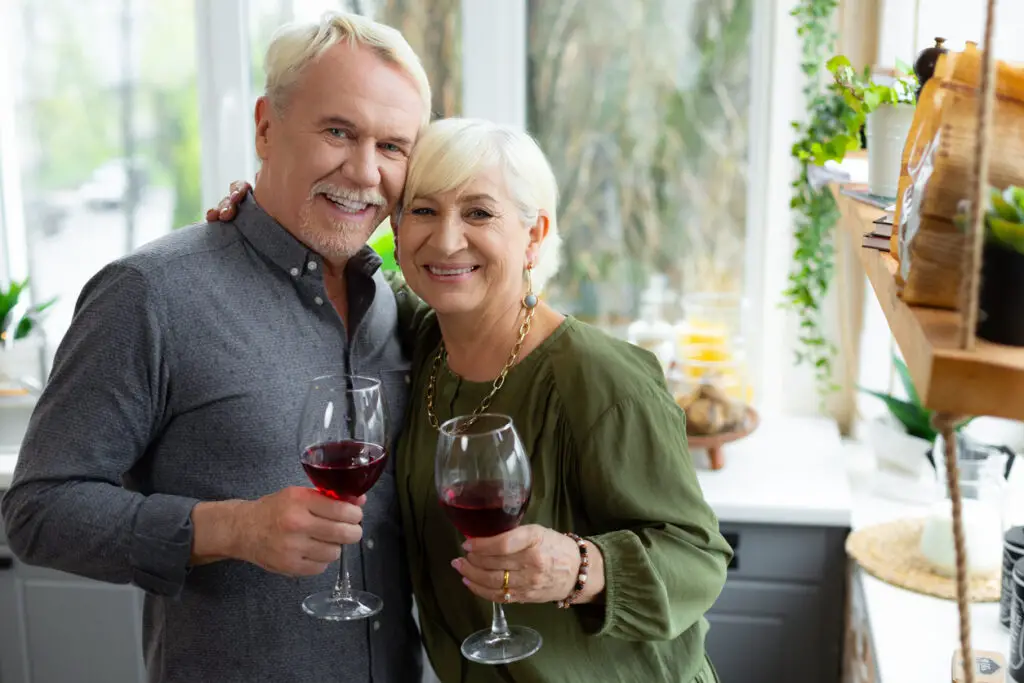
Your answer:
[332,544,352,601]
[490,602,511,638]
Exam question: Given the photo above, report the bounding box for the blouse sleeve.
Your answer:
[575,386,732,642]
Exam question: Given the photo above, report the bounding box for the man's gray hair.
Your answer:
[263,10,431,125]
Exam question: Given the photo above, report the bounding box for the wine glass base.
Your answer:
[461,626,542,665]
[302,590,383,622]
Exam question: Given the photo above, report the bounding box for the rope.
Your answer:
[934,412,974,683]
[959,0,999,350]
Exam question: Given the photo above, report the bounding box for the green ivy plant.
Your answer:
[0,279,55,347]
[784,4,919,401]
[784,0,847,399]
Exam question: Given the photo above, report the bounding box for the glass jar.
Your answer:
[919,431,1012,577]
[674,343,752,405]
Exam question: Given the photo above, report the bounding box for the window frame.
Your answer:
[2,0,804,414]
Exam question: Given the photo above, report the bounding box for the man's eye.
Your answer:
[380,142,401,153]
[327,128,348,138]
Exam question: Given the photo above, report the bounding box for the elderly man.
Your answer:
[2,12,429,683]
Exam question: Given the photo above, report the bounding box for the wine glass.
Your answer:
[298,373,389,621]
[435,413,543,665]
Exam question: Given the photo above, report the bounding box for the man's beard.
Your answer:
[296,182,385,263]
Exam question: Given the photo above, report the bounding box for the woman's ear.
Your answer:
[526,211,550,264]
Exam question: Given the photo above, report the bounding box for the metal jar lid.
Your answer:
[1007,527,1024,553]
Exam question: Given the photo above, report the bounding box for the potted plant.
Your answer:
[826,55,918,198]
[961,185,1024,346]
[861,355,972,478]
[0,278,55,394]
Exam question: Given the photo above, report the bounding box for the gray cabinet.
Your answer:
[0,521,146,683]
[704,523,849,683]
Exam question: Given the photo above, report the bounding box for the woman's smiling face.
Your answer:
[397,165,546,317]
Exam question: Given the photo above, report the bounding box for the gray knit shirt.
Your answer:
[1,194,422,683]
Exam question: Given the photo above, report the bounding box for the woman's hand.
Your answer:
[205,180,252,222]
[453,524,605,605]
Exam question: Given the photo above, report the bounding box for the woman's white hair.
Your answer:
[263,11,432,125]
[396,118,563,291]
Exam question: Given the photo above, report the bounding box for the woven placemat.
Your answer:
[846,517,1000,602]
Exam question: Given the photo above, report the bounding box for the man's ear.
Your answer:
[254,96,273,162]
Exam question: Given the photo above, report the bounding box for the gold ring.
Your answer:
[502,570,511,603]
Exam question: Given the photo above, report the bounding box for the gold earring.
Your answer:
[523,265,538,309]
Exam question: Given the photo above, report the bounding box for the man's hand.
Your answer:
[191,487,365,577]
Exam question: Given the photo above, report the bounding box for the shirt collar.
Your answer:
[233,191,383,278]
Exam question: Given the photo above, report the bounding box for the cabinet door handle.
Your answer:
[722,532,739,570]
[0,557,12,570]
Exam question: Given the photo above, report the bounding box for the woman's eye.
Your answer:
[410,207,434,216]
[468,209,493,219]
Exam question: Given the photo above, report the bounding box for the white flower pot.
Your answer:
[866,103,916,198]
[0,337,44,393]
[863,414,933,479]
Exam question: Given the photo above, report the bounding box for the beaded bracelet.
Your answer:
[556,532,589,609]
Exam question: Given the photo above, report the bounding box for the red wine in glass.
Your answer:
[439,481,529,538]
[435,413,542,665]
[297,374,389,622]
[302,440,388,499]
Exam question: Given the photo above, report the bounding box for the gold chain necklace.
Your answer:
[426,305,535,431]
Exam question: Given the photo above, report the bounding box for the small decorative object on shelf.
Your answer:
[826,55,918,199]
[913,37,948,101]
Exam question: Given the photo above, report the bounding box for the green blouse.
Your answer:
[394,295,731,683]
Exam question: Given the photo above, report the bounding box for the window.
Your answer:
[249,0,462,118]
[7,0,200,353]
[527,0,753,327]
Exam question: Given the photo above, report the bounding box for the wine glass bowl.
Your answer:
[297,374,388,621]
[301,440,388,500]
[435,413,542,665]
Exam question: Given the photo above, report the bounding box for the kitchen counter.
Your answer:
[848,446,1013,683]
[696,414,852,527]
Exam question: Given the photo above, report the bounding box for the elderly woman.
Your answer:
[210,118,730,683]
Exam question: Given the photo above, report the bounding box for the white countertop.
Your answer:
[695,415,852,527]
[847,445,1012,683]
[0,452,15,490]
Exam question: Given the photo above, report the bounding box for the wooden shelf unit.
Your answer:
[836,188,1024,421]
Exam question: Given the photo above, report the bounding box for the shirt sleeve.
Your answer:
[575,387,732,641]
[1,262,200,598]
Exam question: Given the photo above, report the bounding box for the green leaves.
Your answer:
[861,354,975,442]
[861,388,936,441]
[0,279,56,345]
